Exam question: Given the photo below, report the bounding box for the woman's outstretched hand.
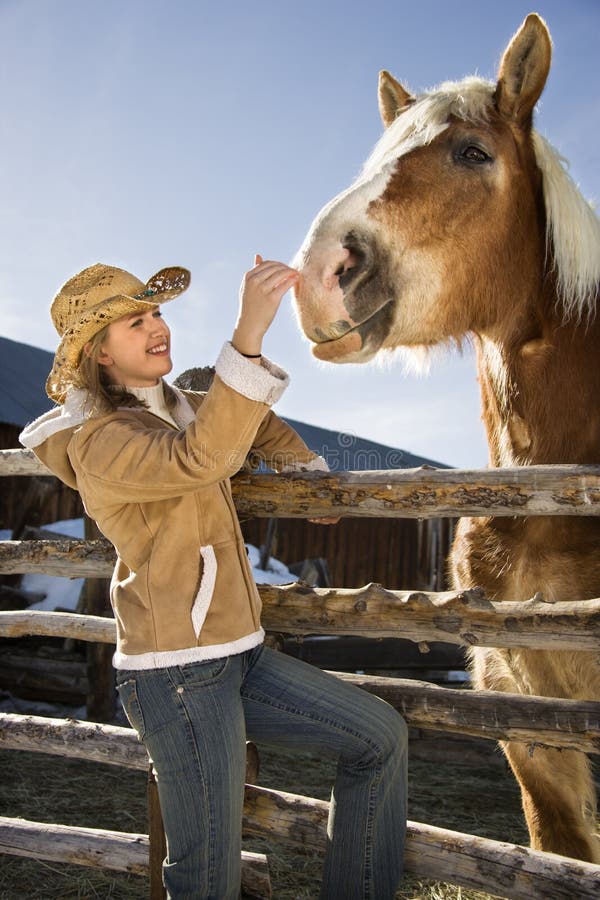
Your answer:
[232,254,299,360]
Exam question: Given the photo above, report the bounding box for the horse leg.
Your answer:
[501,740,600,863]
[470,647,600,861]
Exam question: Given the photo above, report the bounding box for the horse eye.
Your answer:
[460,145,490,164]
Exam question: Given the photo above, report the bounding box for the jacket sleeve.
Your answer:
[248,411,329,473]
[69,344,291,504]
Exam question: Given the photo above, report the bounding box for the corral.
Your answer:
[1,447,600,898]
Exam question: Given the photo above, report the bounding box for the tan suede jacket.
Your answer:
[20,342,326,670]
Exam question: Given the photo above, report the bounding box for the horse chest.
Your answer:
[451,516,600,603]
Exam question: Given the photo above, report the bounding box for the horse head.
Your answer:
[293,14,598,365]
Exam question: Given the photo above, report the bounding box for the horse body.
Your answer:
[293,14,600,861]
[458,316,600,860]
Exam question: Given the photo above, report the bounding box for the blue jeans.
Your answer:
[116,645,407,900]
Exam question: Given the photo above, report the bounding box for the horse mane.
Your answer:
[361,76,600,322]
[532,133,600,320]
[361,76,493,180]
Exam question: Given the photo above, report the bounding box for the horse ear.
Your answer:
[494,13,552,127]
[378,70,413,128]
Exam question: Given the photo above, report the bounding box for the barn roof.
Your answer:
[0,336,55,428]
[1,335,447,468]
[281,417,447,470]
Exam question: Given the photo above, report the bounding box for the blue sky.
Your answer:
[1,0,598,467]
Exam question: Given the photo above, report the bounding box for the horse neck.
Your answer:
[475,293,600,467]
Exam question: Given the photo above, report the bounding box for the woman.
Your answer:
[20,256,407,899]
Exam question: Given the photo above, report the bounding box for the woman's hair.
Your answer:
[74,325,178,415]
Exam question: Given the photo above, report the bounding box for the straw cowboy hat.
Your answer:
[46,263,191,403]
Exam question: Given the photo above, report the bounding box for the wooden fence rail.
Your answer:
[2,627,600,754]
[3,448,600,518]
[1,715,599,900]
[2,574,600,652]
[0,817,271,897]
[3,807,600,900]
[3,450,600,896]
[242,787,600,900]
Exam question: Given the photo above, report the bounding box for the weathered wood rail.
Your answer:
[1,711,599,900]
[2,626,599,753]
[4,448,600,518]
[0,817,270,896]
[3,449,600,897]
[2,575,600,652]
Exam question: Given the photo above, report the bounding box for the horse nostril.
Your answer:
[336,232,372,293]
[339,252,361,291]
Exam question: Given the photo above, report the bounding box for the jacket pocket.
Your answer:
[190,544,217,638]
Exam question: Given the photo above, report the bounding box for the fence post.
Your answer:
[147,764,167,900]
[83,516,115,721]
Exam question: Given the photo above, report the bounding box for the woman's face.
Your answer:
[96,308,173,387]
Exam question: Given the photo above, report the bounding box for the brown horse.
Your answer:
[293,13,600,862]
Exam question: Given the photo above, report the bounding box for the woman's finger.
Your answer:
[249,264,298,289]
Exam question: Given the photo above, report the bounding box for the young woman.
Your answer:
[20,257,408,900]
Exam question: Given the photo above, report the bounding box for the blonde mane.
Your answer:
[361,76,494,180]
[533,132,600,320]
[360,76,600,321]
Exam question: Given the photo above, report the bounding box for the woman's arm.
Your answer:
[70,256,300,504]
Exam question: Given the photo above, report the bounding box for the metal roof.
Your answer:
[0,336,55,427]
[281,417,447,470]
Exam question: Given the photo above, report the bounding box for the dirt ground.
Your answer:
[0,729,530,900]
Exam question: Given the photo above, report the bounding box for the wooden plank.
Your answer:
[0,538,115,576]
[259,583,600,651]
[242,786,600,900]
[3,584,600,652]
[0,714,262,773]
[0,449,51,476]
[233,465,600,519]
[332,672,600,753]
[0,816,148,874]
[0,713,148,769]
[1,764,597,897]
[2,802,597,900]
[4,451,600,518]
[0,610,116,642]
[2,652,599,752]
[0,817,271,897]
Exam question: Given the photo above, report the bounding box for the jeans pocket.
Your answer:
[178,655,230,687]
[117,677,146,740]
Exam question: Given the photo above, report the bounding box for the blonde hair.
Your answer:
[74,325,178,416]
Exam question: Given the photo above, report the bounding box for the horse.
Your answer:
[292,13,600,863]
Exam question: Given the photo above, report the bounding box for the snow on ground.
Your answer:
[246,543,295,585]
[8,518,294,613]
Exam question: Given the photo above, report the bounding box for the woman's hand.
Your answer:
[232,254,299,360]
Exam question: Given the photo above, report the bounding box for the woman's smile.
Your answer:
[147,341,169,355]
[98,309,173,386]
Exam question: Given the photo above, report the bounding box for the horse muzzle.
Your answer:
[293,230,392,362]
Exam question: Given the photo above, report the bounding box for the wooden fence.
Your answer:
[1,448,600,898]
